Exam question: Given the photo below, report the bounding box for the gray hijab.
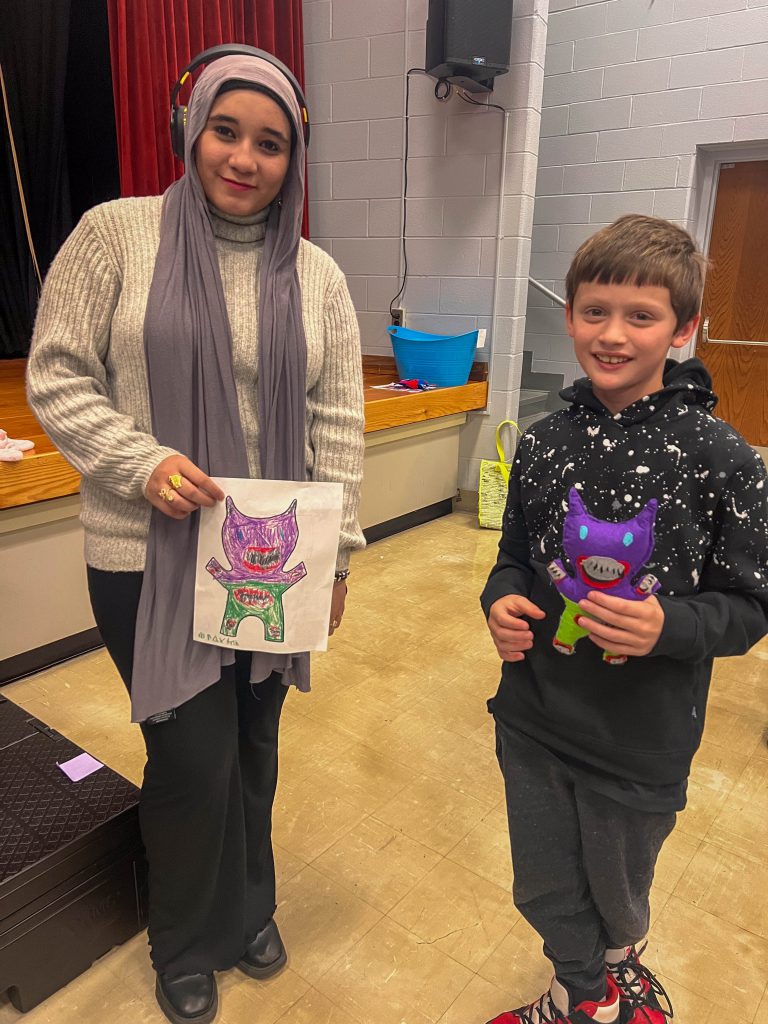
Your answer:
[130,55,309,723]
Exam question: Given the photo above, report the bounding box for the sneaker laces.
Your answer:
[608,943,673,1022]
[513,991,569,1024]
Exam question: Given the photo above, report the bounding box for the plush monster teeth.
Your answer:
[582,555,627,581]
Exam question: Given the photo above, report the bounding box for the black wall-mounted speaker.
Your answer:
[425,0,514,93]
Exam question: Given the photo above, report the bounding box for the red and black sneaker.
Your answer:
[486,974,620,1024]
[606,943,673,1024]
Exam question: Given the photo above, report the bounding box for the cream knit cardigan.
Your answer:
[27,196,365,573]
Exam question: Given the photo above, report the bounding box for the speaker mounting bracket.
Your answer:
[448,75,494,94]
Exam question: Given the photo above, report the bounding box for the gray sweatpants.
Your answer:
[495,720,676,1004]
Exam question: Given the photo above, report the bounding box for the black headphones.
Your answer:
[169,43,310,160]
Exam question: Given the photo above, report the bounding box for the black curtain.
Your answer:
[64,0,120,221]
[0,119,31,357]
[0,0,119,358]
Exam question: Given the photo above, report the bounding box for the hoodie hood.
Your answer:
[561,358,718,425]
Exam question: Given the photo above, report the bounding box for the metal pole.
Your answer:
[528,277,566,308]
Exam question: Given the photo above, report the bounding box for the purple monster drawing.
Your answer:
[206,497,307,641]
[546,487,661,664]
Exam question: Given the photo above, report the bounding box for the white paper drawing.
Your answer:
[194,478,343,653]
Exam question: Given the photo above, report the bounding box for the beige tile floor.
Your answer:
[1,512,767,1024]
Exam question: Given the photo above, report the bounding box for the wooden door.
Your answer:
[695,160,768,446]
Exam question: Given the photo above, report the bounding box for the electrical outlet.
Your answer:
[391,307,405,328]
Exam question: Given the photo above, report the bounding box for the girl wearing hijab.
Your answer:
[27,50,365,1024]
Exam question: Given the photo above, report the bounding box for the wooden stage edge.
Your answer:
[0,356,488,511]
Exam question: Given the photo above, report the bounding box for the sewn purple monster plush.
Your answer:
[546,487,661,665]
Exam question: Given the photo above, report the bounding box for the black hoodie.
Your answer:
[481,359,768,809]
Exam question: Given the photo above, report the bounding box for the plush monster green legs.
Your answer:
[553,596,626,664]
[553,597,590,652]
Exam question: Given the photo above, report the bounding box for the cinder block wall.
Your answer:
[525,0,768,388]
[303,0,549,490]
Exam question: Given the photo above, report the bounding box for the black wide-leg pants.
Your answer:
[88,568,288,978]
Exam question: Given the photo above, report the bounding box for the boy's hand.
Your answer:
[488,596,546,662]
[577,591,664,657]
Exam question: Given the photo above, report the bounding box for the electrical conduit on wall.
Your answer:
[487,106,509,410]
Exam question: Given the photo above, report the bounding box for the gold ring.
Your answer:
[331,619,340,629]
[159,487,176,503]
[168,473,183,491]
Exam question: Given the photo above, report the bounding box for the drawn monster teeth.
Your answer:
[244,548,280,569]
[234,587,274,609]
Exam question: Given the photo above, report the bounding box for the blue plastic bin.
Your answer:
[387,326,479,388]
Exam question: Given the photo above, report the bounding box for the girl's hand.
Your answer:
[145,455,225,520]
[329,579,348,635]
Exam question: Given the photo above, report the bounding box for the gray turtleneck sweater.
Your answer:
[27,196,365,573]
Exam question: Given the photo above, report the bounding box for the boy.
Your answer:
[481,215,768,1024]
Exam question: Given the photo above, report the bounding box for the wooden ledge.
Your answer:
[1,355,489,511]
[363,354,488,433]
[0,452,80,510]
[1,359,79,511]
[364,380,488,433]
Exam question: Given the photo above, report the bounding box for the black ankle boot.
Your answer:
[155,972,218,1024]
[237,918,287,979]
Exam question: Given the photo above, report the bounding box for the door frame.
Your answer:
[679,141,768,361]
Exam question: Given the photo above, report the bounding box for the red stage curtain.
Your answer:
[107,0,305,202]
